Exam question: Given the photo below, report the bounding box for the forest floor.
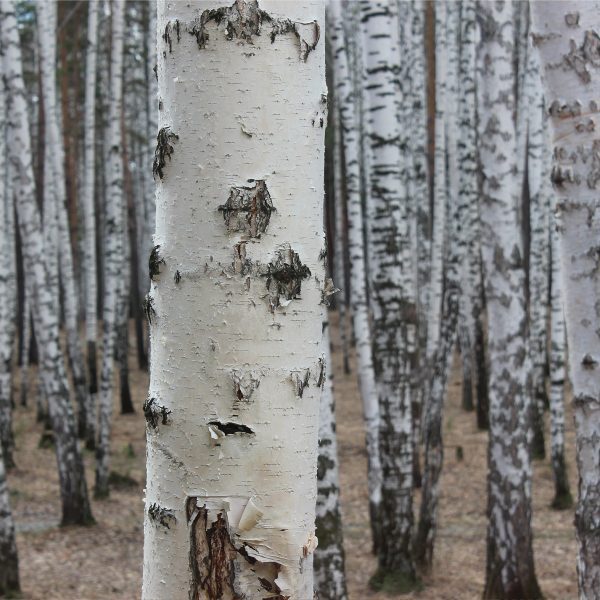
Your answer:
[7,314,578,599]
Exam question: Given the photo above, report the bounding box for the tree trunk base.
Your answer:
[369,568,421,595]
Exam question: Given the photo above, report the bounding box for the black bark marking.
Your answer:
[153,127,179,180]
[174,270,181,284]
[143,397,171,429]
[264,245,311,310]
[188,0,319,61]
[292,369,310,398]
[565,12,580,28]
[148,503,176,529]
[564,30,600,84]
[581,354,598,369]
[317,357,326,388]
[163,20,181,54]
[149,245,165,281]
[142,294,156,324]
[219,180,274,238]
[208,421,254,435]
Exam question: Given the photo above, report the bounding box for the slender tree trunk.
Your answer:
[314,318,347,600]
[38,0,89,442]
[548,223,572,510]
[0,443,19,596]
[95,0,126,499]
[531,2,600,595]
[360,0,416,589]
[143,2,326,597]
[477,2,541,597]
[2,0,93,526]
[332,0,383,554]
[83,0,99,448]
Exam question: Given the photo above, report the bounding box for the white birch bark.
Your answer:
[531,2,600,595]
[0,72,16,468]
[95,0,126,498]
[2,0,93,526]
[314,319,347,600]
[38,0,89,442]
[0,443,19,596]
[143,2,326,598]
[548,222,572,510]
[525,36,551,461]
[360,1,416,586]
[477,2,541,597]
[82,0,99,447]
[331,0,382,553]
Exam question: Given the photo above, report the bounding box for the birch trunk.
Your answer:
[314,319,347,600]
[143,2,326,598]
[95,0,126,498]
[360,1,416,587]
[548,222,572,510]
[531,2,600,595]
[331,0,382,553]
[2,0,93,526]
[525,34,550,461]
[477,2,541,597]
[0,72,16,469]
[0,443,19,596]
[38,0,89,441]
[83,0,99,448]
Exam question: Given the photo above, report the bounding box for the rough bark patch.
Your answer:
[143,397,171,430]
[152,127,178,180]
[149,245,165,281]
[142,294,156,324]
[219,180,273,238]
[264,245,311,311]
[148,503,176,529]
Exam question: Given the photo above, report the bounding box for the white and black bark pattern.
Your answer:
[314,320,347,600]
[0,66,16,469]
[548,222,572,510]
[477,2,542,598]
[143,2,326,598]
[360,0,416,586]
[38,0,89,443]
[457,0,479,414]
[525,35,551,461]
[95,0,126,498]
[415,287,459,570]
[331,0,383,553]
[0,443,19,596]
[82,0,99,446]
[2,0,93,526]
[531,2,600,595]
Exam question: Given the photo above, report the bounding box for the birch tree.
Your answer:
[531,2,600,595]
[95,0,126,498]
[143,1,326,597]
[477,1,541,597]
[38,0,89,441]
[2,0,93,526]
[314,320,347,600]
[0,444,19,596]
[548,223,572,510]
[82,0,99,448]
[360,1,416,588]
[331,0,383,551]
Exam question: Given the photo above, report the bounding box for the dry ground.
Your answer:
[7,315,578,599]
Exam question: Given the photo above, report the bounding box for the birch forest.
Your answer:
[0,0,599,599]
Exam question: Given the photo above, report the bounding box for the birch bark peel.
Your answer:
[531,4,600,595]
[143,2,326,599]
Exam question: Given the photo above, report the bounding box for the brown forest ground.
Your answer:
[7,315,578,599]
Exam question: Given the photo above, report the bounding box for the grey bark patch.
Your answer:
[231,369,260,401]
[188,0,319,61]
[565,12,580,28]
[148,502,176,529]
[149,245,165,281]
[143,396,171,429]
[142,294,156,324]
[564,30,600,84]
[291,369,310,398]
[152,127,178,180]
[264,244,311,310]
[219,180,274,238]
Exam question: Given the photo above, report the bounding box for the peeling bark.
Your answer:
[531,3,600,595]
